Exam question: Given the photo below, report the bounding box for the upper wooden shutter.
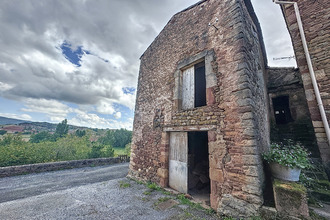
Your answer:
[182,66,194,110]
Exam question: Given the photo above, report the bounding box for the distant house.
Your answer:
[128,0,329,217]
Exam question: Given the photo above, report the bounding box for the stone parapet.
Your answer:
[0,157,121,178]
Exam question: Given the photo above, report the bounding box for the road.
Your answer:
[0,162,219,220]
[0,163,129,203]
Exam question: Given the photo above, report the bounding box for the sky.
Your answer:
[0,0,296,130]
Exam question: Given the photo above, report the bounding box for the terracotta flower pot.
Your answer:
[269,162,301,181]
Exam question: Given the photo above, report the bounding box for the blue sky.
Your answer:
[0,0,296,129]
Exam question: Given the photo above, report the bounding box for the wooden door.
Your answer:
[182,66,194,110]
[169,132,188,193]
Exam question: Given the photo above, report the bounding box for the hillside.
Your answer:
[0,116,30,125]
[0,116,90,135]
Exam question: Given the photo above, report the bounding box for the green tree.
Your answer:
[0,134,24,146]
[75,129,86,137]
[88,143,104,158]
[100,145,114,157]
[29,131,54,143]
[98,129,132,148]
[0,130,7,135]
[125,143,131,156]
[54,119,69,138]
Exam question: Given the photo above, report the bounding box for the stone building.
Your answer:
[279,0,330,176]
[128,0,329,217]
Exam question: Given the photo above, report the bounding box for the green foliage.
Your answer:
[54,119,69,139]
[75,129,86,137]
[0,127,128,167]
[119,180,131,188]
[176,194,203,210]
[263,141,311,169]
[98,128,132,148]
[147,182,162,191]
[88,143,114,158]
[29,131,54,143]
[0,134,25,146]
[125,143,131,156]
[0,130,7,135]
[100,145,115,157]
[143,191,151,195]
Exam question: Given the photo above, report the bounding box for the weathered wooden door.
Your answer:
[169,132,188,193]
[182,66,194,110]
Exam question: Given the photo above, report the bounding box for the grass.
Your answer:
[147,182,162,191]
[143,190,152,195]
[177,194,202,210]
[119,180,131,188]
[113,147,126,156]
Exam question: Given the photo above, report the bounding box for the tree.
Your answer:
[29,131,53,143]
[0,130,7,135]
[75,129,86,137]
[113,129,132,148]
[54,119,69,138]
[98,129,132,148]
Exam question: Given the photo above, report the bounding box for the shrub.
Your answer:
[263,141,311,169]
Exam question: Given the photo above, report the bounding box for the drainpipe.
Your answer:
[273,0,330,147]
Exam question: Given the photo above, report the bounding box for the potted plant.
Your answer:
[263,141,311,181]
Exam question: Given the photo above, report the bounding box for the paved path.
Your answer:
[0,163,129,203]
[0,163,219,220]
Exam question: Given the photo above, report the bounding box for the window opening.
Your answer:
[194,61,206,107]
[182,61,206,109]
[272,96,293,124]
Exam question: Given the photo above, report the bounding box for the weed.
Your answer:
[147,182,162,191]
[141,197,150,202]
[205,208,216,215]
[184,210,194,218]
[176,194,203,210]
[158,197,171,202]
[119,180,131,188]
[153,196,172,207]
[162,190,172,195]
[143,191,151,195]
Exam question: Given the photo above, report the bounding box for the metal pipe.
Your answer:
[273,0,330,146]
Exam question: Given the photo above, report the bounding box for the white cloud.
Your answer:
[96,100,116,115]
[114,112,122,119]
[0,0,297,129]
[0,113,32,121]
[68,111,132,129]
[21,98,72,122]
[0,82,13,92]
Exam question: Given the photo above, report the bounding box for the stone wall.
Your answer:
[267,67,319,156]
[129,0,269,217]
[281,0,330,173]
[0,157,121,178]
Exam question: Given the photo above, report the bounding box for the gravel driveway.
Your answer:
[0,163,220,220]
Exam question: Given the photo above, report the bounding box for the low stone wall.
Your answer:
[0,157,123,178]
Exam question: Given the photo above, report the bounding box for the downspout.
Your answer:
[273,0,330,147]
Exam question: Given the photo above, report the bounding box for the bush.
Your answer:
[263,141,311,169]
[125,143,131,156]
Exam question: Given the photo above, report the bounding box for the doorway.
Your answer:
[168,131,210,205]
[188,131,210,205]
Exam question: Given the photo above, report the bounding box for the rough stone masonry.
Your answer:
[129,0,329,217]
[128,0,269,217]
